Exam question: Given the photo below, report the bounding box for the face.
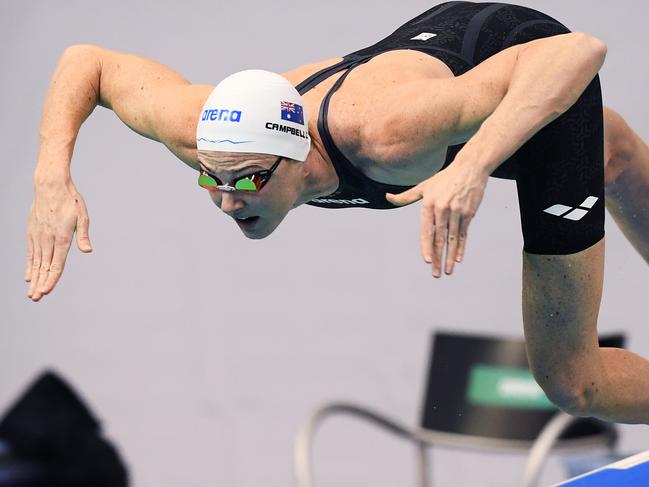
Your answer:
[197,151,304,239]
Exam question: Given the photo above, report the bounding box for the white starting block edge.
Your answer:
[554,450,649,486]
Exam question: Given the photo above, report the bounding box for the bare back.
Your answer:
[283,50,459,186]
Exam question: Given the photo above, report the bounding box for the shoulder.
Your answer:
[325,51,464,183]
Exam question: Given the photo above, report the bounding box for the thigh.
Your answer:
[523,239,605,404]
[515,76,605,255]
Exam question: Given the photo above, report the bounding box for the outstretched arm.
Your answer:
[387,32,607,277]
[37,44,212,172]
[28,45,212,301]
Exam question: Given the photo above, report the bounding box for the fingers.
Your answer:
[456,216,471,263]
[420,203,472,278]
[75,199,93,252]
[28,230,76,301]
[43,235,72,295]
[27,240,42,300]
[420,203,435,264]
[431,207,449,278]
[444,212,461,275]
[33,235,54,300]
[386,186,423,207]
[25,235,34,282]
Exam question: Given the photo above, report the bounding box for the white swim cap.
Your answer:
[196,69,310,161]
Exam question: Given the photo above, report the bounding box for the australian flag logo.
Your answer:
[280,101,304,125]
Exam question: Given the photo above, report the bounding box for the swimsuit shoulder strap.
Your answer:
[297,54,413,203]
[296,57,357,95]
[314,56,375,186]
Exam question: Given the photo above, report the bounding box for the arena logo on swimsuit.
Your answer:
[201,108,242,122]
[311,198,370,205]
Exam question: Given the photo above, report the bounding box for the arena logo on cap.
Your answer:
[280,101,304,125]
[201,108,242,122]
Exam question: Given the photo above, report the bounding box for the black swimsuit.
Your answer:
[298,1,605,255]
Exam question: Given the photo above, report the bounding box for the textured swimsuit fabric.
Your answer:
[300,1,605,255]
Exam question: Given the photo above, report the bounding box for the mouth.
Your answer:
[234,216,261,230]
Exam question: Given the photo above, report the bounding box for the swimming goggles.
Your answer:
[198,156,283,192]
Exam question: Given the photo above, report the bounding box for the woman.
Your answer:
[26,2,649,423]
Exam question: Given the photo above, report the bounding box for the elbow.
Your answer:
[573,32,608,68]
[594,37,608,62]
[59,44,104,100]
[61,44,102,60]
[60,44,106,76]
[59,44,104,77]
[548,33,607,115]
[587,34,608,66]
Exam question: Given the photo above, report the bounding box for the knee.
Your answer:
[530,365,595,417]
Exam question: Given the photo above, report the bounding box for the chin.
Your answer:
[242,230,272,240]
[238,221,277,240]
[235,212,288,240]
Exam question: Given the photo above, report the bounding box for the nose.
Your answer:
[218,191,246,216]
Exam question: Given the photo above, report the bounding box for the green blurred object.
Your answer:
[467,364,556,410]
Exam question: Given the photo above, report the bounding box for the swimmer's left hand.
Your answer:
[386,160,489,278]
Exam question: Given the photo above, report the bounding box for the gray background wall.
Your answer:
[2,1,648,486]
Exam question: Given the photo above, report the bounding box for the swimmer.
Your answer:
[25,2,649,424]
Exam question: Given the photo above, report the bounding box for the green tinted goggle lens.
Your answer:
[198,173,218,189]
[234,178,258,191]
[198,172,261,192]
[198,156,282,192]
